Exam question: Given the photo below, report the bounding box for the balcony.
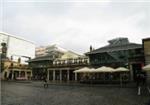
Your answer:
[29,58,89,68]
[52,58,89,67]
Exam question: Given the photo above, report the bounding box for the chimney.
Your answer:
[90,45,93,52]
[18,57,21,64]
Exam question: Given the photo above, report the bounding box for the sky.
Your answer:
[0,0,150,54]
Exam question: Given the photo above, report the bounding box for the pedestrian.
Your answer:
[136,72,150,95]
[142,72,150,95]
[43,76,48,88]
[122,73,128,86]
[136,73,142,95]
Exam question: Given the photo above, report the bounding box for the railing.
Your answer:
[30,58,89,68]
[90,60,121,65]
[9,64,29,69]
[53,58,89,66]
[128,54,144,58]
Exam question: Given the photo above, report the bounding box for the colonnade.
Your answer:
[47,69,78,81]
[2,69,32,80]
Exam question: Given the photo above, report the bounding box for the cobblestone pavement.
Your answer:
[1,81,150,105]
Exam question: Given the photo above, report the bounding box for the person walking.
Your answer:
[143,72,150,95]
[137,72,150,95]
[43,76,48,88]
[136,73,143,95]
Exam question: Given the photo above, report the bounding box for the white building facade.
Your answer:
[0,32,35,63]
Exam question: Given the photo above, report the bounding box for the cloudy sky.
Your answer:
[0,0,150,54]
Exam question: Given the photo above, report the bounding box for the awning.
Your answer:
[114,67,129,72]
[142,64,150,71]
[74,67,94,73]
[92,66,115,73]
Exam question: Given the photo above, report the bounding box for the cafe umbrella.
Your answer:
[91,66,116,73]
[142,64,150,71]
[73,67,94,81]
[90,66,115,82]
[74,67,93,73]
[115,67,129,87]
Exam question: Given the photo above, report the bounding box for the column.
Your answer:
[47,70,49,81]
[53,70,55,81]
[25,71,28,80]
[67,69,70,81]
[6,71,9,78]
[75,73,77,81]
[31,71,33,78]
[11,70,14,80]
[60,70,62,81]
[29,71,32,80]
[19,71,21,77]
[129,64,133,81]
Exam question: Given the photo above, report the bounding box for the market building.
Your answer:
[86,37,144,81]
[0,32,35,80]
[29,44,89,81]
[48,51,89,81]
[1,59,32,80]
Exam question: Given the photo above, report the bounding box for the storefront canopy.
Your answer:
[73,67,94,73]
[92,66,115,73]
[74,66,130,73]
[142,64,150,71]
[114,67,129,72]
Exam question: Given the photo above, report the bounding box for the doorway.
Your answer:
[132,63,142,81]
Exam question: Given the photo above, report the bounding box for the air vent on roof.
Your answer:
[108,37,129,46]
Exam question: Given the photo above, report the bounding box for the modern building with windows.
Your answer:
[0,32,35,80]
[35,46,47,57]
[86,37,144,81]
[143,38,150,65]
[143,38,150,83]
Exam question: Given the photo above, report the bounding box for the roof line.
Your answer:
[0,32,35,44]
[86,43,142,55]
